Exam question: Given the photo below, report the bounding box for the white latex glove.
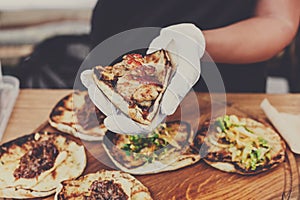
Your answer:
[81,23,205,134]
[146,23,205,114]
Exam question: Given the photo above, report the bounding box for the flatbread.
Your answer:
[92,49,176,125]
[0,132,86,198]
[191,115,286,175]
[103,121,200,175]
[54,170,152,200]
[49,91,107,141]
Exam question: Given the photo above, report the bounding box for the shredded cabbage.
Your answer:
[213,115,271,170]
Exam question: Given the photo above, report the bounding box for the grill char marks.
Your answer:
[85,180,128,200]
[190,121,210,154]
[0,133,38,157]
[50,95,72,119]
[13,139,59,179]
[93,67,118,88]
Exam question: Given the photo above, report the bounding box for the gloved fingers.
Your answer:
[160,89,180,115]
[104,115,143,134]
[161,50,202,116]
[150,112,168,130]
[146,36,172,55]
[172,63,200,94]
[104,112,167,135]
[175,58,201,86]
[147,28,202,115]
[161,70,194,115]
[162,23,206,55]
[80,70,94,88]
[81,69,118,115]
[87,83,118,116]
[160,31,203,70]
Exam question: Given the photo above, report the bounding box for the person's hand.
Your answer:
[146,23,205,114]
[81,23,206,134]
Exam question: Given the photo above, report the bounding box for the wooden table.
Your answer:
[1,89,300,199]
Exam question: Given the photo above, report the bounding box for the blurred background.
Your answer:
[0,0,299,93]
[0,0,96,88]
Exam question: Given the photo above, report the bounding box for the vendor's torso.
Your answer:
[91,0,265,93]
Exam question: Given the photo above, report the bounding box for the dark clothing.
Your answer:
[91,0,257,45]
[91,0,267,93]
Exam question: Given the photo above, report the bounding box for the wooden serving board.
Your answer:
[30,93,299,200]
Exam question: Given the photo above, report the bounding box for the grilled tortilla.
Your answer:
[0,132,86,198]
[192,115,285,175]
[49,91,107,141]
[55,170,152,200]
[103,121,200,175]
[92,49,176,125]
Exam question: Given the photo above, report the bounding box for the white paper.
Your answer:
[260,98,300,154]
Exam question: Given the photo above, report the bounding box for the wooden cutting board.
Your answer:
[32,93,299,200]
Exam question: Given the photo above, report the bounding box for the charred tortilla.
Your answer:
[55,170,152,200]
[103,121,200,174]
[92,49,176,125]
[0,132,86,198]
[192,115,285,175]
[49,91,107,141]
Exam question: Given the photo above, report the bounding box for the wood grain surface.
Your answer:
[1,90,300,200]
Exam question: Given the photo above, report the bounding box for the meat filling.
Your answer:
[13,140,59,179]
[85,180,128,200]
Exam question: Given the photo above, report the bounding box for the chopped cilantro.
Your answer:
[124,150,131,156]
[215,118,226,132]
[258,137,269,148]
[223,115,232,129]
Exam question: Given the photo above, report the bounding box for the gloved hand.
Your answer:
[81,23,206,134]
[146,23,205,114]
